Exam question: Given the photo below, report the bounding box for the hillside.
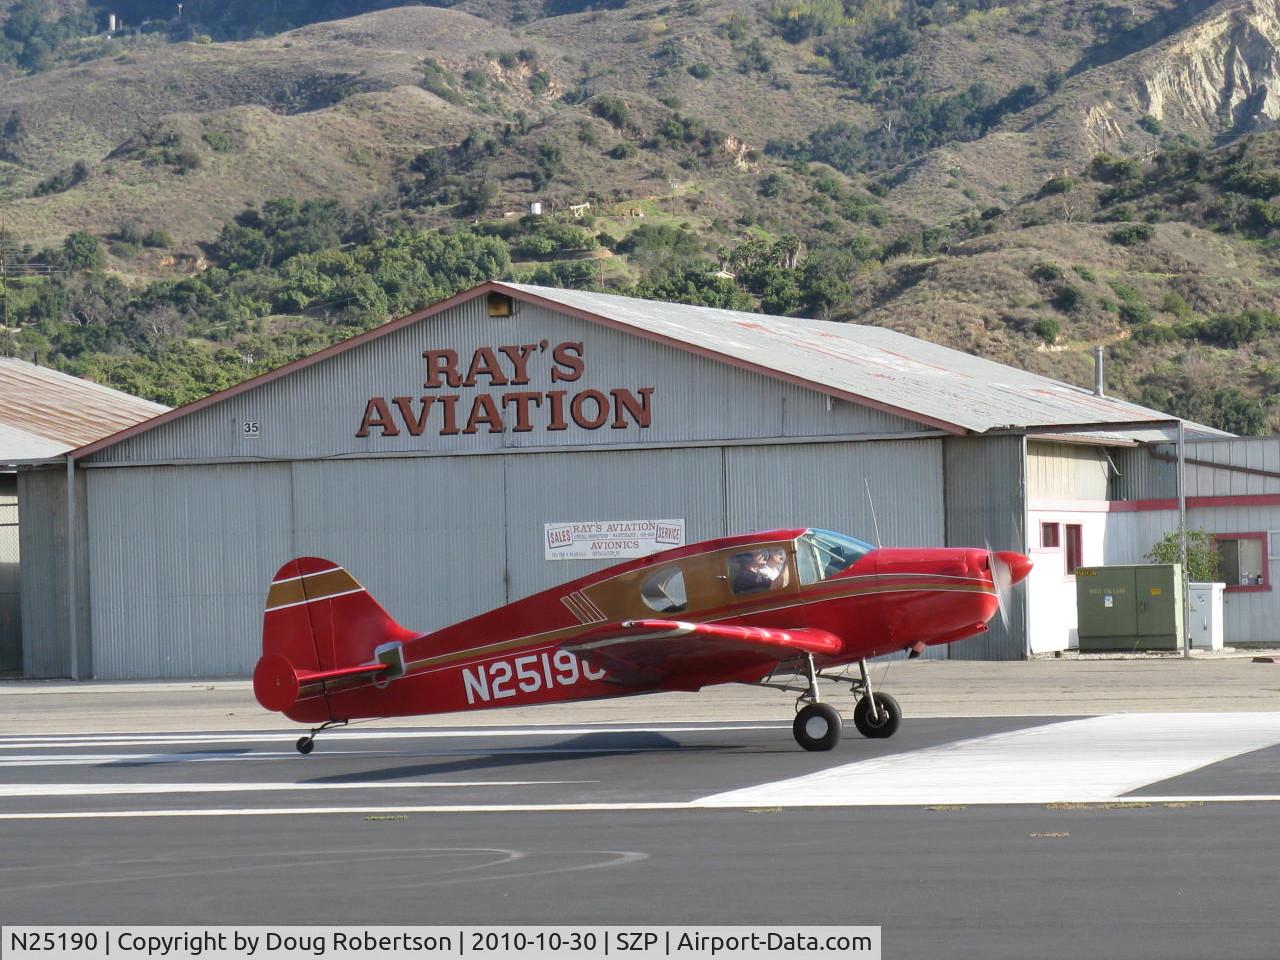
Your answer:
[3,0,1280,433]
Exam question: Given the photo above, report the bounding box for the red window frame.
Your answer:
[1064,524,1083,576]
[1212,532,1270,593]
[1041,522,1060,548]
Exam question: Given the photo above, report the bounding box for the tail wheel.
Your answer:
[793,703,843,751]
[296,736,315,755]
[853,692,901,739]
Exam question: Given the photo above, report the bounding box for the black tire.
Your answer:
[793,702,843,751]
[296,736,314,755]
[853,692,901,739]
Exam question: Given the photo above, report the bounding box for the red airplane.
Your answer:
[253,529,1031,753]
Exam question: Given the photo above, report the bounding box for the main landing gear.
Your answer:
[760,655,902,751]
[294,719,348,755]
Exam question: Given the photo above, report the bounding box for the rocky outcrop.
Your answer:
[1140,0,1280,133]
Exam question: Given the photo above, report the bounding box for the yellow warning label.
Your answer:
[1150,587,1162,596]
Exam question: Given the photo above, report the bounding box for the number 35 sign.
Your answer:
[241,420,261,440]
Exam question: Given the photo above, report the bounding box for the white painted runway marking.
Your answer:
[698,713,1280,807]
[0,724,787,751]
[0,747,696,767]
[2,796,1280,821]
[0,780,594,798]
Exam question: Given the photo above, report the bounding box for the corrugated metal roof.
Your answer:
[0,359,168,462]
[505,283,1210,435]
[69,281,1221,459]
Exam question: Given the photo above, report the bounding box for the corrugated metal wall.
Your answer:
[0,474,19,672]
[88,299,926,466]
[1182,438,1280,496]
[290,457,509,636]
[1027,441,1109,500]
[17,466,89,678]
[1109,445,1177,501]
[79,438,951,677]
[1187,502,1278,644]
[86,464,293,678]
[943,435,1028,660]
[503,448,724,601]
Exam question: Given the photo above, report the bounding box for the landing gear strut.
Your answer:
[851,659,900,739]
[792,654,843,751]
[749,654,904,750]
[295,719,348,755]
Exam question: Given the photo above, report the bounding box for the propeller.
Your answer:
[988,548,1014,632]
[984,547,1033,631]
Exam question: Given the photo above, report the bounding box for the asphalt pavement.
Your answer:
[2,658,1279,960]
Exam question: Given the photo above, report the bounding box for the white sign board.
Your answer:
[544,519,685,561]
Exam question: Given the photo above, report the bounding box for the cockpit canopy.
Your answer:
[796,529,874,584]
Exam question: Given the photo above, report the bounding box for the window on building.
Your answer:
[1065,524,1083,575]
[1041,522,1061,548]
[1269,530,1280,561]
[640,567,687,612]
[1213,533,1270,592]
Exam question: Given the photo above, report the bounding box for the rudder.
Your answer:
[254,557,416,714]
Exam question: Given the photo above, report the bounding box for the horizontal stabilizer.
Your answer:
[562,619,843,686]
[253,653,389,712]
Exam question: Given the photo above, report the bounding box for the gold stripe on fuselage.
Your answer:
[398,576,994,674]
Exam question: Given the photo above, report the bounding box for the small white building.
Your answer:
[1025,434,1280,651]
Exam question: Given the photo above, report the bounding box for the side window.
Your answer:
[729,549,787,595]
[640,567,687,613]
[795,539,821,586]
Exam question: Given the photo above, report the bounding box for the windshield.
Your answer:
[796,529,874,584]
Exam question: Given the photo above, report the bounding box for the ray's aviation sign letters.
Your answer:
[356,340,655,438]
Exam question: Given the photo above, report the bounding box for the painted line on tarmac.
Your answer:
[699,713,1280,807]
[3,795,1280,820]
[0,780,596,798]
[0,724,790,750]
[0,746,708,767]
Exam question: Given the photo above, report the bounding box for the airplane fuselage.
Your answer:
[278,530,1006,724]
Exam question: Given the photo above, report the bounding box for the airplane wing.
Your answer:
[562,619,844,687]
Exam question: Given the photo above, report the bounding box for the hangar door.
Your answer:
[0,474,18,673]
[724,440,945,545]
[289,457,507,638]
[503,447,724,601]
[86,463,294,678]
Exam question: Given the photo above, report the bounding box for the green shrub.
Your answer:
[1039,175,1075,195]
[687,62,711,79]
[1118,300,1153,324]
[1108,223,1154,245]
[591,96,631,129]
[1028,261,1063,283]
[759,173,789,197]
[1051,284,1084,312]
[202,131,235,152]
[1031,317,1060,343]
[1144,529,1220,582]
[608,142,636,160]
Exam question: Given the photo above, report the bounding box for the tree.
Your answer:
[62,231,103,271]
[1145,529,1220,583]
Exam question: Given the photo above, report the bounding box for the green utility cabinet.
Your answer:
[1076,564,1184,651]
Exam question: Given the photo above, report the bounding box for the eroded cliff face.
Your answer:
[1140,0,1280,133]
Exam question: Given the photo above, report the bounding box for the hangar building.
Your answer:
[18,282,1216,678]
[1,358,168,675]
